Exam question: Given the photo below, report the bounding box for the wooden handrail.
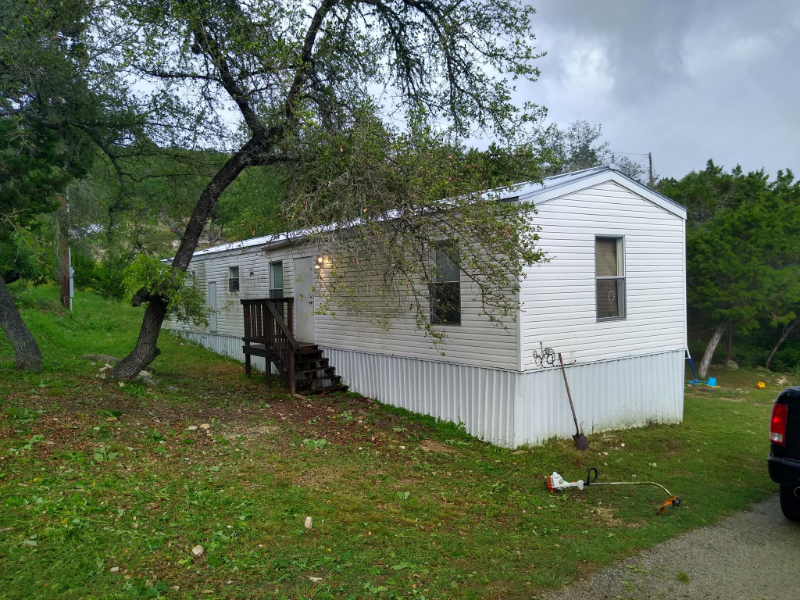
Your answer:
[262,302,299,349]
[241,298,297,393]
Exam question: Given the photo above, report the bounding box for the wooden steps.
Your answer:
[292,344,348,395]
[241,298,347,395]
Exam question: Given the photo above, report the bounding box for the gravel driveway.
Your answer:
[539,495,800,600]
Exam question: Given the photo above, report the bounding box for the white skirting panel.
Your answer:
[169,330,271,374]
[325,347,683,448]
[322,347,518,447]
[514,350,685,446]
[165,330,684,449]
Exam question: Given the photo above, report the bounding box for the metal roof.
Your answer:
[186,165,685,259]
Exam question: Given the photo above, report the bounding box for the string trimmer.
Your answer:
[547,468,682,515]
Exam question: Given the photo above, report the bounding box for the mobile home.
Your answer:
[166,165,687,447]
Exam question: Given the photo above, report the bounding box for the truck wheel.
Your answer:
[779,486,800,522]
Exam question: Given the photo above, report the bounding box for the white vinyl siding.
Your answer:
[166,243,518,370]
[520,180,686,369]
[166,246,297,338]
[314,271,517,370]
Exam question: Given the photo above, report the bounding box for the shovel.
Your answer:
[558,352,589,451]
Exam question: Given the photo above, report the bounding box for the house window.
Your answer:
[270,261,284,299]
[430,241,461,324]
[228,266,240,292]
[596,237,625,320]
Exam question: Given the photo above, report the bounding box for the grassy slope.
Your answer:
[0,286,785,600]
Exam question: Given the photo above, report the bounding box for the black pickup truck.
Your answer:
[768,387,800,521]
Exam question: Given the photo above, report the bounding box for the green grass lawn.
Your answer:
[0,285,785,599]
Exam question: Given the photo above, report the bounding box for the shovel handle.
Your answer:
[558,353,581,435]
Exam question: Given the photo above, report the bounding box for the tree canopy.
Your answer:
[40,0,550,378]
[659,160,800,376]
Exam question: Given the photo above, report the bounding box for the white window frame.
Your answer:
[595,236,626,321]
[430,240,462,325]
[228,266,240,293]
[269,261,284,299]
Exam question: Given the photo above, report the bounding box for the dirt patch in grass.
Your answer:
[419,439,457,453]
[592,506,624,527]
[294,468,344,490]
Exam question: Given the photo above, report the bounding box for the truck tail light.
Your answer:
[770,403,788,445]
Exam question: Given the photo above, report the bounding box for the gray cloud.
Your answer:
[521,0,800,178]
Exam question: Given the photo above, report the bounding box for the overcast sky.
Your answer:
[522,0,800,180]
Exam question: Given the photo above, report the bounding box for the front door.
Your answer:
[293,256,316,343]
[207,281,217,332]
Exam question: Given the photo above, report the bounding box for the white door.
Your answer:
[293,257,316,343]
[208,281,217,332]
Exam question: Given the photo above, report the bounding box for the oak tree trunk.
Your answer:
[698,319,729,380]
[0,275,43,371]
[766,316,800,371]
[111,135,268,379]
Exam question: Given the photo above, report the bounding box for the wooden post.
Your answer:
[288,348,295,394]
[243,302,252,377]
[265,304,274,383]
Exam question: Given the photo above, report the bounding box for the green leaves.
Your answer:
[93,445,119,462]
[283,113,546,345]
[122,255,208,328]
[302,438,329,450]
[661,162,800,332]
[9,434,45,454]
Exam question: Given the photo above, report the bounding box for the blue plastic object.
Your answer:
[707,377,717,387]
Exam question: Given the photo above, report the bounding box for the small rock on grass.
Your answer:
[199,423,211,430]
[188,425,198,431]
[82,354,154,373]
[135,371,160,388]
[304,516,313,530]
[192,545,204,557]
[109,567,120,573]
[82,354,120,365]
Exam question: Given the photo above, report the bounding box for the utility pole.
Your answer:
[58,195,73,311]
[648,152,654,187]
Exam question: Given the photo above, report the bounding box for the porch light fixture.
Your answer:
[315,256,330,269]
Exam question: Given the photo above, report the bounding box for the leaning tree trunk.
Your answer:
[766,316,800,371]
[0,275,43,371]
[698,319,730,380]
[111,135,268,380]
